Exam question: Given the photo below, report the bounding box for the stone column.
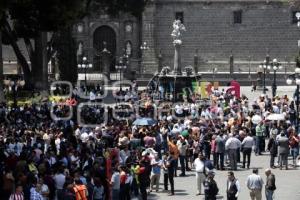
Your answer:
[194,49,198,73]
[229,53,234,76]
[141,1,158,75]
[158,49,163,73]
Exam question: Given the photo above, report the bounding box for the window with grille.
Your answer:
[175,12,184,24]
[233,10,242,24]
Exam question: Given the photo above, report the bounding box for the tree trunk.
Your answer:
[56,28,78,84]
[0,31,5,102]
[2,18,33,88]
[32,31,48,93]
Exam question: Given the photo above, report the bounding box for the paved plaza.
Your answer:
[145,152,300,200]
[132,86,300,200]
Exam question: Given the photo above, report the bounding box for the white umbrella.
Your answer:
[252,115,262,124]
[266,113,285,121]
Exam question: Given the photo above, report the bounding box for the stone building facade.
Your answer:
[72,0,300,78]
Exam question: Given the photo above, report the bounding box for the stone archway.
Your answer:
[93,26,116,75]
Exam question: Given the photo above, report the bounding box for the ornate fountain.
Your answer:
[149,20,201,102]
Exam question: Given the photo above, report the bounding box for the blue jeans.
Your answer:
[265,189,274,200]
[112,189,120,200]
[179,155,186,175]
[291,147,299,161]
[256,136,263,154]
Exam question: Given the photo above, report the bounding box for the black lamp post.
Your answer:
[78,56,93,96]
[4,80,25,108]
[115,53,128,91]
[259,54,270,94]
[140,42,150,76]
[270,58,282,97]
[212,67,217,82]
[248,56,251,79]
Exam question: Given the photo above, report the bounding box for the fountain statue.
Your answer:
[148,20,201,102]
[171,20,186,75]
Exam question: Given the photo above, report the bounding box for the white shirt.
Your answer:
[193,158,208,173]
[80,132,89,143]
[228,179,241,196]
[111,172,120,190]
[53,173,65,190]
[54,138,61,151]
[177,139,188,156]
[41,184,49,200]
[246,174,264,190]
[225,137,241,150]
[90,91,96,101]
[175,104,183,115]
[242,136,254,149]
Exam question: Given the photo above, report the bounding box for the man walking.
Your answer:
[267,133,278,168]
[203,171,219,200]
[246,169,264,200]
[255,122,265,155]
[194,153,208,195]
[227,171,241,200]
[241,133,254,169]
[150,153,162,192]
[277,132,289,170]
[225,133,241,170]
[215,133,225,170]
[177,135,188,176]
[265,169,276,200]
[166,152,176,196]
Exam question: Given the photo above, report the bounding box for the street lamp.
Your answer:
[140,42,150,75]
[296,12,300,27]
[270,58,282,97]
[286,67,300,133]
[78,56,92,95]
[115,55,128,91]
[212,67,218,82]
[248,56,252,79]
[4,79,25,108]
[259,58,270,94]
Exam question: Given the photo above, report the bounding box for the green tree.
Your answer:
[1,0,87,90]
[1,0,148,92]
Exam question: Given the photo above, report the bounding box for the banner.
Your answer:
[200,82,212,99]
[226,80,240,98]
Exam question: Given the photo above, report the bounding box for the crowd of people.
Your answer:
[0,82,299,200]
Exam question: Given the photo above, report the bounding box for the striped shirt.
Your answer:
[9,193,24,200]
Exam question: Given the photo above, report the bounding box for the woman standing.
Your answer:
[289,130,299,167]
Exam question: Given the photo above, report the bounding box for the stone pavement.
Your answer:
[105,85,300,199]
[143,86,300,200]
[145,152,300,200]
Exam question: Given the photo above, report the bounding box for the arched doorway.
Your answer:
[93,26,116,74]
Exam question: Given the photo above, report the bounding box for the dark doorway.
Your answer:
[93,26,116,72]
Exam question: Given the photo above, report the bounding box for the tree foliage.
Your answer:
[90,0,149,17]
[9,0,87,35]
[1,0,149,89]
